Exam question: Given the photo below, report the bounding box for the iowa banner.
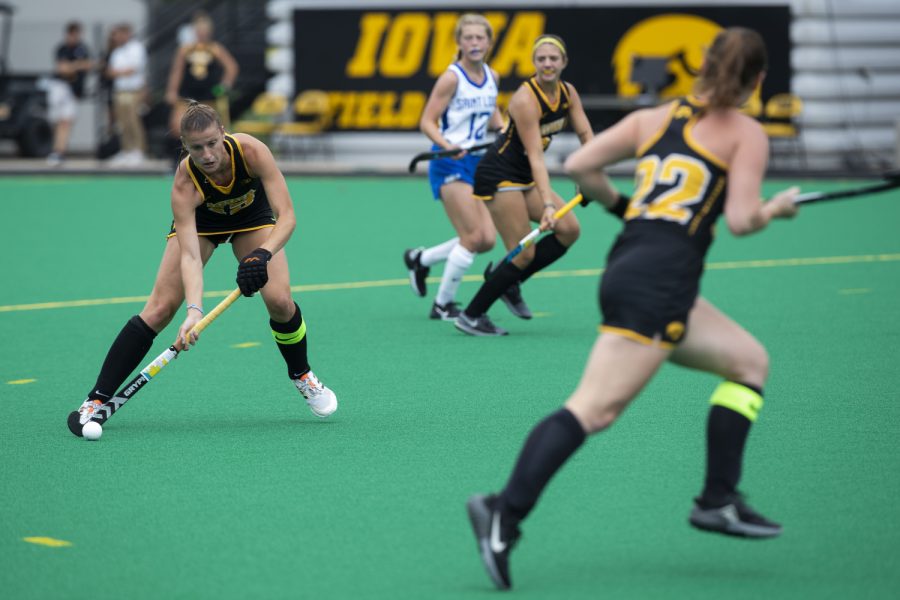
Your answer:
[291,5,792,131]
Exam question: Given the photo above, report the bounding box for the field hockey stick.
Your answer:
[793,170,900,205]
[502,193,584,264]
[407,141,493,173]
[67,288,242,436]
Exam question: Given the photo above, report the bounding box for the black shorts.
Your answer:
[166,221,275,247]
[599,223,703,348]
[472,149,534,200]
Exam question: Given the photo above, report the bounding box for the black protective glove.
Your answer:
[577,187,630,220]
[236,248,272,296]
[607,193,630,220]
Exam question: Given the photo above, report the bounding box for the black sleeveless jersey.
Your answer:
[622,96,729,258]
[178,43,225,100]
[185,134,275,234]
[490,77,571,173]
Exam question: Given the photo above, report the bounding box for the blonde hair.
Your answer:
[180,100,222,135]
[454,14,493,61]
[694,27,768,109]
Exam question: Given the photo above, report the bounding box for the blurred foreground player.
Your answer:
[467,28,800,589]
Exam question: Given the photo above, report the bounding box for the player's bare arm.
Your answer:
[565,109,640,207]
[172,163,206,346]
[724,117,798,235]
[171,162,206,347]
[212,42,240,89]
[164,45,187,105]
[488,69,505,131]
[235,133,296,255]
[565,84,593,145]
[420,70,461,151]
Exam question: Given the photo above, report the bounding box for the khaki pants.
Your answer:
[113,90,147,153]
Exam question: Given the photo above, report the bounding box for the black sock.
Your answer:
[519,235,569,282]
[498,408,587,523]
[464,261,523,317]
[271,302,310,379]
[700,383,761,506]
[89,315,157,399]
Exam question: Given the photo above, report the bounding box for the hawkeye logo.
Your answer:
[205,189,256,216]
[612,14,721,99]
[666,321,686,342]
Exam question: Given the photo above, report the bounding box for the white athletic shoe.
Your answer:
[293,371,338,417]
[76,398,104,425]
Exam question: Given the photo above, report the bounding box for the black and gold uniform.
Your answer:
[473,77,572,200]
[168,134,275,245]
[178,43,225,101]
[600,96,729,348]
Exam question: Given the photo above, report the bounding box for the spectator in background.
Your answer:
[47,21,92,166]
[165,11,239,138]
[106,23,147,166]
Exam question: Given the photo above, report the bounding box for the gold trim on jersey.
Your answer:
[636,101,678,158]
[188,135,239,196]
[599,325,676,349]
[230,134,253,176]
[688,175,726,236]
[683,117,728,171]
[497,133,513,154]
[527,77,562,113]
[166,223,275,239]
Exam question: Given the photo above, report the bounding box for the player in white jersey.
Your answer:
[404,14,505,320]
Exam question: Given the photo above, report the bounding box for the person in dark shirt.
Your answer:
[165,11,239,135]
[47,21,92,165]
[70,102,338,435]
[465,28,801,591]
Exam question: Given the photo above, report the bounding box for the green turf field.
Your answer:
[1,175,899,599]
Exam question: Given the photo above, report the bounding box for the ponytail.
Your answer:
[695,28,767,110]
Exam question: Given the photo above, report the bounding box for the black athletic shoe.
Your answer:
[429,301,461,321]
[455,312,508,336]
[484,262,532,320]
[403,248,430,297]
[689,494,782,539]
[466,494,521,590]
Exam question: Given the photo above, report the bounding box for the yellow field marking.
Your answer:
[530,312,553,318]
[839,288,872,295]
[23,537,72,547]
[1,253,898,314]
[7,379,37,385]
[231,342,261,348]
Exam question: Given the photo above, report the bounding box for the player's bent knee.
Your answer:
[557,221,581,247]
[730,341,769,386]
[140,299,180,332]
[264,294,296,321]
[566,396,627,434]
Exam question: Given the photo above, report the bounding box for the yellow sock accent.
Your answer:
[272,319,306,345]
[709,381,763,422]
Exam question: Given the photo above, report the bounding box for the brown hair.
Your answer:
[695,27,767,109]
[454,14,493,61]
[532,34,567,59]
[180,100,222,135]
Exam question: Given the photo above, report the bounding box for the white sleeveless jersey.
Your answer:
[439,63,498,149]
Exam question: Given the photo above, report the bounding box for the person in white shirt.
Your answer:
[106,23,147,165]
